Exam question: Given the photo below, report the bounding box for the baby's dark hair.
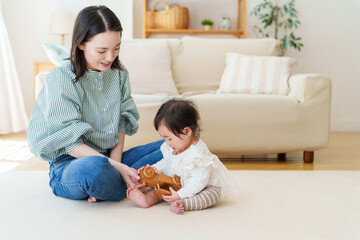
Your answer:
[154,98,201,137]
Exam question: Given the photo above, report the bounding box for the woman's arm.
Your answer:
[110,132,125,162]
[118,66,139,136]
[27,67,93,161]
[68,143,104,159]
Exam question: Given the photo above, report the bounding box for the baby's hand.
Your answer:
[152,166,158,174]
[162,187,181,203]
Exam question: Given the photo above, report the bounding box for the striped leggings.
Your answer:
[183,186,221,211]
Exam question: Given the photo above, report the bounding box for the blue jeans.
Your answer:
[49,140,164,201]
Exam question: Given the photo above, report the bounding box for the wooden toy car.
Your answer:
[138,166,182,197]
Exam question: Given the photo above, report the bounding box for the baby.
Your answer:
[127,98,239,214]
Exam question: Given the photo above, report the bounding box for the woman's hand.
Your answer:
[119,164,141,189]
[109,159,140,188]
[162,187,181,203]
[138,164,158,174]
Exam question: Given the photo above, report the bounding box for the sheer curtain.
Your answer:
[0,0,28,134]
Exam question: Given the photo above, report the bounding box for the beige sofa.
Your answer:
[36,37,331,162]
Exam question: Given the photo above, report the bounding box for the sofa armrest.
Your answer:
[288,74,331,104]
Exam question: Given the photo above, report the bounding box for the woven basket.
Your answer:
[146,1,189,29]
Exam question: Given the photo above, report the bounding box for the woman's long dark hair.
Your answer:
[70,5,123,81]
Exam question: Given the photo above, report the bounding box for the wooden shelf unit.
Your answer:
[142,0,246,39]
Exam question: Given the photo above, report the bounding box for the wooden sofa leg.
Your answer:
[277,153,286,161]
[303,151,314,163]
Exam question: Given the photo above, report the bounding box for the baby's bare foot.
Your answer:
[128,188,159,208]
[88,196,97,203]
[170,200,185,215]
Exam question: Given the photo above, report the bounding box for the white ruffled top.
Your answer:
[152,138,240,199]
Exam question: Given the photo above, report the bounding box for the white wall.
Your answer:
[273,0,360,132]
[3,0,360,132]
[2,0,132,119]
[134,0,360,132]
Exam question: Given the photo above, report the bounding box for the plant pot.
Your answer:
[203,25,211,31]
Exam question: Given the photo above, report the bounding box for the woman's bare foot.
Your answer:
[88,196,97,203]
[127,188,160,208]
[170,200,185,215]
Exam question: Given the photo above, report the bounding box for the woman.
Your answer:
[27,5,163,203]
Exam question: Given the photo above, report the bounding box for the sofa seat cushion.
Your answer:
[188,94,299,153]
[126,93,308,157]
[132,94,173,107]
[127,94,174,147]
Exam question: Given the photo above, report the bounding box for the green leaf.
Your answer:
[268,18,273,26]
[284,5,288,13]
[289,40,297,48]
[283,41,288,50]
[288,19,293,28]
[282,36,288,50]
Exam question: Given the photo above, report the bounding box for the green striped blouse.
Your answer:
[27,62,139,162]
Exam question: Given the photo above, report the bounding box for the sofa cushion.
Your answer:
[218,53,295,95]
[119,40,179,95]
[126,93,306,157]
[43,43,70,66]
[172,37,281,94]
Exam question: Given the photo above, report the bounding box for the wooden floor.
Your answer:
[1,132,359,171]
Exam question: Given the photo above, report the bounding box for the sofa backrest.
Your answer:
[122,37,281,94]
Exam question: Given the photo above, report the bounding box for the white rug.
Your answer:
[0,170,359,240]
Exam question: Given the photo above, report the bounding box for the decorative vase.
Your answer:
[203,25,211,31]
[219,13,231,30]
[220,16,231,30]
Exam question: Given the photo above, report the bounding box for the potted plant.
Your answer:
[250,0,304,56]
[201,19,214,31]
